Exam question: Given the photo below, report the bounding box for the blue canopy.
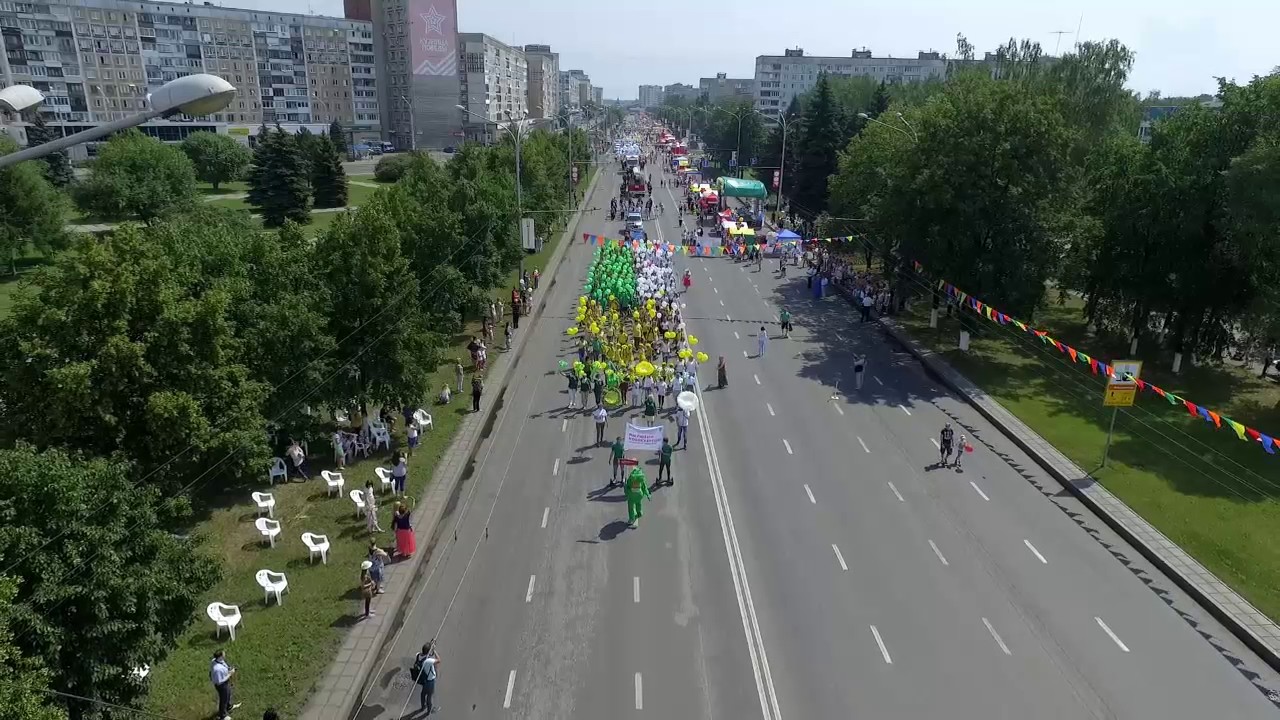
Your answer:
[776,229,801,240]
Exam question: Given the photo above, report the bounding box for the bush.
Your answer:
[374,153,415,183]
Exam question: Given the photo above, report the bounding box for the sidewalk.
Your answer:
[872,312,1280,675]
[297,159,605,720]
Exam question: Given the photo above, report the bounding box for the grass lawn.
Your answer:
[894,294,1280,621]
[144,167,594,720]
[198,181,250,196]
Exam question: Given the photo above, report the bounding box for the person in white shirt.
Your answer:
[413,643,440,715]
[675,407,690,449]
[593,404,608,445]
[657,378,669,409]
[286,439,308,481]
[363,480,383,534]
[757,326,768,358]
[210,650,238,720]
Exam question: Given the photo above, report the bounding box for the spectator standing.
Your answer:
[359,565,377,618]
[471,375,484,412]
[393,503,416,558]
[391,450,407,495]
[413,643,441,715]
[454,359,465,394]
[367,540,390,594]
[364,480,383,534]
[210,650,239,720]
[286,439,309,481]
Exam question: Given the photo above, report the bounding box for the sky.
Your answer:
[239,0,1274,100]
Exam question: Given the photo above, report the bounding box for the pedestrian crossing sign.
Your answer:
[1103,385,1137,407]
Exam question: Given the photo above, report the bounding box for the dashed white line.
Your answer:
[525,575,536,602]
[743,350,749,358]
[754,374,761,385]
[503,670,517,708]
[754,286,760,294]
[873,376,883,386]
[720,299,725,306]
[857,437,870,453]
[726,313,732,321]
[983,618,1012,655]
[552,458,560,476]
[887,481,905,502]
[633,576,640,603]
[804,484,816,504]
[561,419,567,433]
[540,507,549,528]
[714,287,719,294]
[734,331,740,339]
[1024,539,1048,564]
[832,544,849,570]
[969,481,990,502]
[870,625,893,664]
[833,404,844,415]
[782,439,793,455]
[1096,617,1130,652]
[766,403,775,416]
[635,672,644,709]
[928,540,949,566]
[930,438,940,449]
[899,404,912,416]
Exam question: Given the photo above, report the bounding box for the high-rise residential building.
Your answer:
[456,33,525,143]
[523,43,558,120]
[662,82,698,103]
[638,84,663,108]
[0,0,382,158]
[368,0,460,150]
[560,68,588,109]
[699,72,755,104]
[590,84,601,106]
[753,47,946,117]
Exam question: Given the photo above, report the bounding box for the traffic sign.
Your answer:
[571,166,578,183]
[1103,385,1137,407]
[772,170,780,189]
[1109,359,1142,386]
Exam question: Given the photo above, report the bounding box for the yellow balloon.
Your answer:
[566,326,579,335]
[696,352,709,363]
[679,348,692,359]
[664,331,677,340]
[589,323,600,335]
[688,336,699,346]
[579,296,587,305]
[634,360,656,377]
[633,311,641,320]
[646,299,656,308]
[649,308,657,318]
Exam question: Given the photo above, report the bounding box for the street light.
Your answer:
[0,84,45,114]
[457,104,530,263]
[0,73,235,169]
[857,111,918,141]
[711,105,745,177]
[400,95,416,152]
[755,109,798,224]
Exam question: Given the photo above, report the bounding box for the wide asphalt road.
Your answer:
[352,139,1280,720]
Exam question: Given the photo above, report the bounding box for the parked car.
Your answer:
[442,146,457,154]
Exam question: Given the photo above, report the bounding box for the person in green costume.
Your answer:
[625,466,651,528]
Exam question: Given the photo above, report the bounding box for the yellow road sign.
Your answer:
[1104,385,1137,407]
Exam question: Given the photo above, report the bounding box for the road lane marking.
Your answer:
[833,404,844,415]
[503,670,517,708]
[714,287,718,294]
[743,350,749,358]
[870,625,893,664]
[782,439,793,455]
[754,374,761,385]
[832,544,848,570]
[1096,617,1130,652]
[727,313,732,321]
[983,618,1012,655]
[734,331,740,339]
[766,403,775,416]
[928,540,949,566]
[804,484,816,504]
[930,438,940,449]
[1024,539,1048,564]
[552,458,559,476]
[857,437,870,453]
[540,507,549,528]
[969,481,990,502]
[899,404,912,416]
[720,299,725,306]
[874,376,883,386]
[635,672,643,709]
[887,482,905,502]
[525,575,535,602]
[634,576,640,603]
[561,419,567,433]
[754,286,760,294]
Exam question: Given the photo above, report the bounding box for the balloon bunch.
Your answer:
[582,243,638,308]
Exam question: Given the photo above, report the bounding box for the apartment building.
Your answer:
[0,0,381,157]
[523,43,557,120]
[753,47,945,116]
[457,32,525,143]
[699,72,754,104]
[638,84,663,108]
[590,84,601,106]
[560,68,589,109]
[662,82,698,104]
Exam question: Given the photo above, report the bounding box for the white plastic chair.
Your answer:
[254,517,282,548]
[255,569,289,606]
[206,602,242,641]
[372,425,392,451]
[130,665,150,681]
[352,434,372,458]
[349,488,367,519]
[334,408,350,424]
[321,470,345,497]
[302,532,330,564]
[251,491,275,518]
[268,457,287,485]
[413,409,434,431]
[375,466,393,494]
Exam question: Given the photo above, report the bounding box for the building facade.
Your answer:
[368,0,460,150]
[560,67,588,109]
[753,47,945,117]
[0,0,381,157]
[590,84,601,106]
[457,32,525,143]
[699,72,754,104]
[662,82,698,104]
[638,83,663,108]
[522,43,557,120]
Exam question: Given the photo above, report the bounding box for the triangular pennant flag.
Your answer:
[1247,427,1262,442]
[1136,379,1146,391]
[1014,320,1027,332]
[1067,347,1078,362]
[1165,391,1180,405]
[1183,399,1199,417]
[1080,352,1092,364]
[1262,434,1278,455]
[1228,418,1247,440]
[1207,409,1222,428]
[1100,362,1111,377]
[1089,358,1098,374]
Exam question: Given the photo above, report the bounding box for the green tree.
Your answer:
[826,114,913,265]
[0,136,70,275]
[757,96,801,208]
[790,73,844,220]
[329,120,349,158]
[180,131,251,190]
[23,113,74,188]
[0,446,220,720]
[246,127,311,227]
[309,135,349,209]
[374,153,415,183]
[446,145,521,290]
[74,130,197,223]
[0,577,66,720]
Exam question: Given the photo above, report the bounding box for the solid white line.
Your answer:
[766,403,775,416]
[870,625,893,664]
[857,437,870,453]
[720,299,725,306]
[634,576,640,603]
[833,404,844,415]
[969,481,990,501]
[887,482,905,502]
[782,439,793,455]
[873,376,883,386]
[804,484,816,504]
[899,404,912,416]
[561,418,567,433]
[635,672,643,709]
[1096,617,1130,652]
[1024,539,1048,564]
[540,507,549,528]
[930,438,940,449]
[832,544,848,570]
[928,540,949,566]
[503,670,517,708]
[525,575,535,602]
[552,458,560,476]
[734,331,740,339]
[754,374,761,385]
[983,618,1012,655]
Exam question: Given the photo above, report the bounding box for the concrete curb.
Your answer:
[868,311,1280,676]
[300,160,607,720]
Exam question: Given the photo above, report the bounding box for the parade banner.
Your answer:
[409,0,457,76]
[624,422,664,451]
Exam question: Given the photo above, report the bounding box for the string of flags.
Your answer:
[910,260,1280,457]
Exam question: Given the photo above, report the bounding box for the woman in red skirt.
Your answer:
[393,502,416,558]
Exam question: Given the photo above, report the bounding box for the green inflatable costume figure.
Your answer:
[625,466,651,528]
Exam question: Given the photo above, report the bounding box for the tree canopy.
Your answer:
[180,131,251,190]
[0,135,70,275]
[74,130,197,223]
[246,126,312,227]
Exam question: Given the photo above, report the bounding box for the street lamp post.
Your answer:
[712,106,744,177]
[0,74,235,170]
[756,109,796,225]
[856,111,918,141]
[457,104,528,265]
[400,95,417,151]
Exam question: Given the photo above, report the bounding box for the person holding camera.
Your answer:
[412,642,441,715]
